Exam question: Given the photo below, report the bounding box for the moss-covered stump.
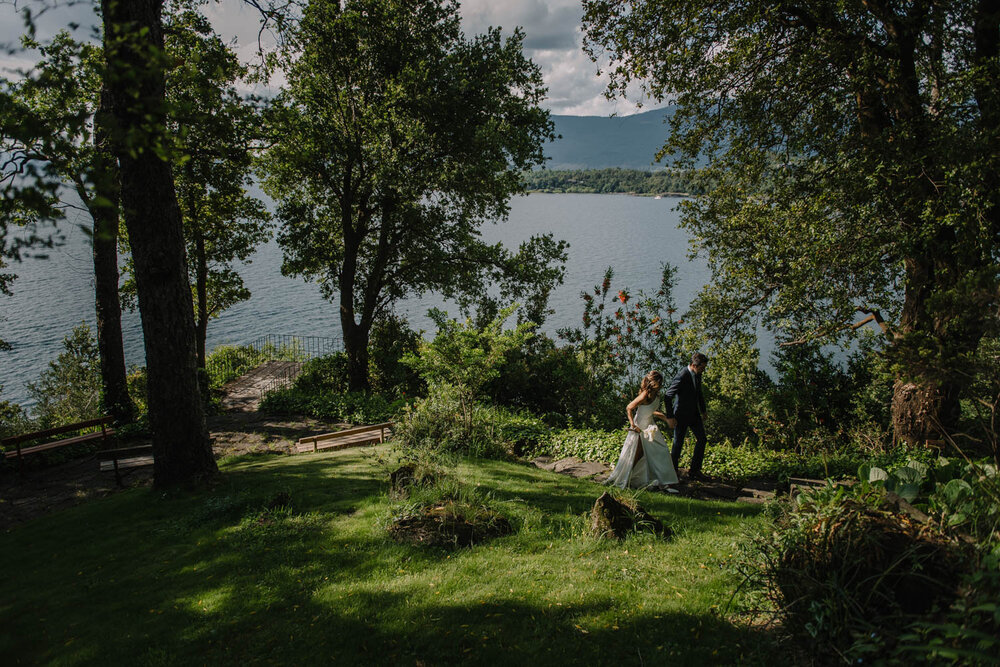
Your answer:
[388,501,513,548]
[589,491,671,540]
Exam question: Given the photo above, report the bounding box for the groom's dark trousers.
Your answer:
[664,367,707,475]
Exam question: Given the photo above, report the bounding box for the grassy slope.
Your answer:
[0,447,779,666]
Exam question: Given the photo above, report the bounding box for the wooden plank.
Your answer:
[3,430,113,459]
[99,456,154,472]
[1,416,113,447]
[96,444,153,461]
[296,422,393,446]
[295,433,386,453]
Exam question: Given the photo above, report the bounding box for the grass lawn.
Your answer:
[0,446,781,665]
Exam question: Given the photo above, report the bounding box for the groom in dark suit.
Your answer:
[663,352,709,480]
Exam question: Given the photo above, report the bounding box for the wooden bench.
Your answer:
[296,422,394,454]
[2,416,115,474]
[97,444,155,487]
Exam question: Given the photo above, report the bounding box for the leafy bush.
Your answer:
[259,386,402,424]
[738,457,1000,664]
[700,441,933,486]
[557,265,687,428]
[393,383,509,459]
[700,335,772,447]
[0,385,31,442]
[27,324,102,428]
[293,353,350,395]
[486,335,621,429]
[406,307,533,407]
[524,427,624,463]
[489,407,551,456]
[368,313,423,398]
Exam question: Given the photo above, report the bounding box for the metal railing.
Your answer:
[259,363,306,400]
[205,334,342,391]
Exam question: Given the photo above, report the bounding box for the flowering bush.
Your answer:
[558,264,688,416]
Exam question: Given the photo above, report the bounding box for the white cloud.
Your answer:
[0,0,663,117]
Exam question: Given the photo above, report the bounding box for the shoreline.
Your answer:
[524,189,692,197]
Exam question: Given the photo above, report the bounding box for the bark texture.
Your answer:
[101,0,216,485]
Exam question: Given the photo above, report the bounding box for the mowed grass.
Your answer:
[0,446,780,665]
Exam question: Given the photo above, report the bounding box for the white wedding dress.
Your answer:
[606,399,679,490]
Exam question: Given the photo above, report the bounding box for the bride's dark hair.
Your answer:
[640,370,663,402]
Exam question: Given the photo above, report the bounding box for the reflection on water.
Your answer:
[1,193,768,408]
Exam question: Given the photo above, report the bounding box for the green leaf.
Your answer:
[941,478,973,505]
[892,466,923,484]
[867,466,888,483]
[897,482,920,503]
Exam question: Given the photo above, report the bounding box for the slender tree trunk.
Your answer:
[91,84,134,426]
[101,0,216,485]
[195,229,208,369]
[341,316,371,392]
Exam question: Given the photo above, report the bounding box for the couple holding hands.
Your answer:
[606,353,709,493]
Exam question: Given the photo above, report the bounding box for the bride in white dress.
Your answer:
[606,370,680,492]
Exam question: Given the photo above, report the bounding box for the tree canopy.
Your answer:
[583,0,1000,443]
[259,0,567,390]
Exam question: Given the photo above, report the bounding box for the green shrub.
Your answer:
[525,427,624,463]
[27,324,102,429]
[489,407,551,456]
[486,335,621,429]
[368,313,423,398]
[557,265,687,428]
[293,353,350,395]
[259,387,403,424]
[0,385,31,442]
[393,383,509,459]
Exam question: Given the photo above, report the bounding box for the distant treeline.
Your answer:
[523,168,707,196]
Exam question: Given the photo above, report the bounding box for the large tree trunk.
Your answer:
[101,0,216,485]
[890,253,984,445]
[891,379,962,445]
[91,85,134,425]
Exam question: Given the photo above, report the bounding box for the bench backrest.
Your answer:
[297,422,394,446]
[1,416,113,447]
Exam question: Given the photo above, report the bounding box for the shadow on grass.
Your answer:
[0,449,779,665]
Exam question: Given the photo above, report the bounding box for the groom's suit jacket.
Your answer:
[663,367,706,424]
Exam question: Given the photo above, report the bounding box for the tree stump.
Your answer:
[589,491,670,540]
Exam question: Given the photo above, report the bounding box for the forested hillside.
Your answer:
[523,167,705,195]
[545,109,677,170]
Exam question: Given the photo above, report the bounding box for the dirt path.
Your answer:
[530,455,779,503]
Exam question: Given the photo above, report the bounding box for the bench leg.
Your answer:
[113,457,123,488]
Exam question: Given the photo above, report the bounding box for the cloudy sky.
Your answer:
[0,0,656,116]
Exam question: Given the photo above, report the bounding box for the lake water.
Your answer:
[1,193,772,408]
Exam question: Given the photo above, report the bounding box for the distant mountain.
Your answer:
[543,108,676,171]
